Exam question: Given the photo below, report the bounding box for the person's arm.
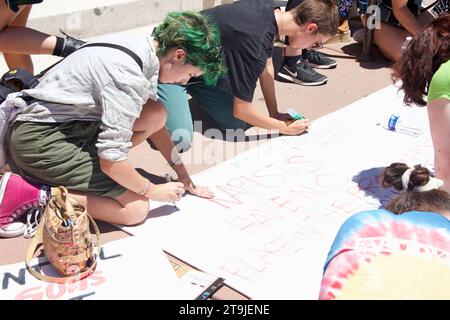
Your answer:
[149,126,215,199]
[427,98,450,193]
[259,57,295,122]
[233,96,310,135]
[392,0,423,36]
[99,158,184,201]
[259,57,279,117]
[96,63,184,202]
[257,57,311,133]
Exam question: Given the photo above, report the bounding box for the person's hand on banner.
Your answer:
[178,175,215,199]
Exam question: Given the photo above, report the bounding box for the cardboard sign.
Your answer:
[0,236,190,300]
[122,85,434,299]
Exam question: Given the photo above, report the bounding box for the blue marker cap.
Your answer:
[387,114,400,131]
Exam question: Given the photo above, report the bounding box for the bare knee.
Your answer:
[113,190,150,225]
[120,200,149,226]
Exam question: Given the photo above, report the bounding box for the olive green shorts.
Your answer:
[9,121,126,198]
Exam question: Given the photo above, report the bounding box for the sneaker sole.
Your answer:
[0,221,26,238]
[277,72,328,86]
[309,62,337,69]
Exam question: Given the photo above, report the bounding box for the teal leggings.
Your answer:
[157,84,193,152]
[157,83,249,150]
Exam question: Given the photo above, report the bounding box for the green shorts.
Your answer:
[9,121,126,198]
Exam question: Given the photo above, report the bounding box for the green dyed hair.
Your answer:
[152,11,226,86]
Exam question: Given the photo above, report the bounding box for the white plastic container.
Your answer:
[384,113,423,137]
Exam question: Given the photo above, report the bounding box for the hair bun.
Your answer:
[382,163,431,191]
[409,165,431,190]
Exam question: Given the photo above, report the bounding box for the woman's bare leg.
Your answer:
[0,4,57,73]
[373,22,409,62]
[69,190,150,226]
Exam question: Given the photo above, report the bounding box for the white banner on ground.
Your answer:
[122,85,434,299]
[0,236,189,300]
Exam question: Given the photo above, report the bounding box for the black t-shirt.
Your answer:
[201,0,278,102]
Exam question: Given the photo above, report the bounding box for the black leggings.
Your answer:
[4,0,43,13]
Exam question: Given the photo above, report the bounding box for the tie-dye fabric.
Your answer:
[319,209,450,299]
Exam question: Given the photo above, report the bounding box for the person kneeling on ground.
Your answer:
[148,0,339,197]
[0,11,225,238]
[276,0,340,86]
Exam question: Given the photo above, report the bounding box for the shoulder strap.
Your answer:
[35,42,144,81]
[81,43,144,72]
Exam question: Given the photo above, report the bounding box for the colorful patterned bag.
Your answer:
[26,186,100,283]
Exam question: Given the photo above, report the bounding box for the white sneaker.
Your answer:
[0,220,26,238]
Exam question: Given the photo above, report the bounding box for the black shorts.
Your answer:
[5,0,43,13]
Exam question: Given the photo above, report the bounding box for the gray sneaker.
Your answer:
[277,58,328,86]
[303,50,337,69]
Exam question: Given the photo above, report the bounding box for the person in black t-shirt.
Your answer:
[147,0,339,199]
[277,0,338,87]
[0,0,84,74]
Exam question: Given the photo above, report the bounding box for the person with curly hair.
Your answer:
[0,11,225,235]
[392,15,450,193]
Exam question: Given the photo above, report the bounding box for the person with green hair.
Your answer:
[152,11,225,87]
[1,11,225,230]
[147,0,339,200]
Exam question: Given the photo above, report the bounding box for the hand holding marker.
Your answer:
[280,108,311,136]
[165,174,178,208]
[287,108,305,120]
[286,108,309,130]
